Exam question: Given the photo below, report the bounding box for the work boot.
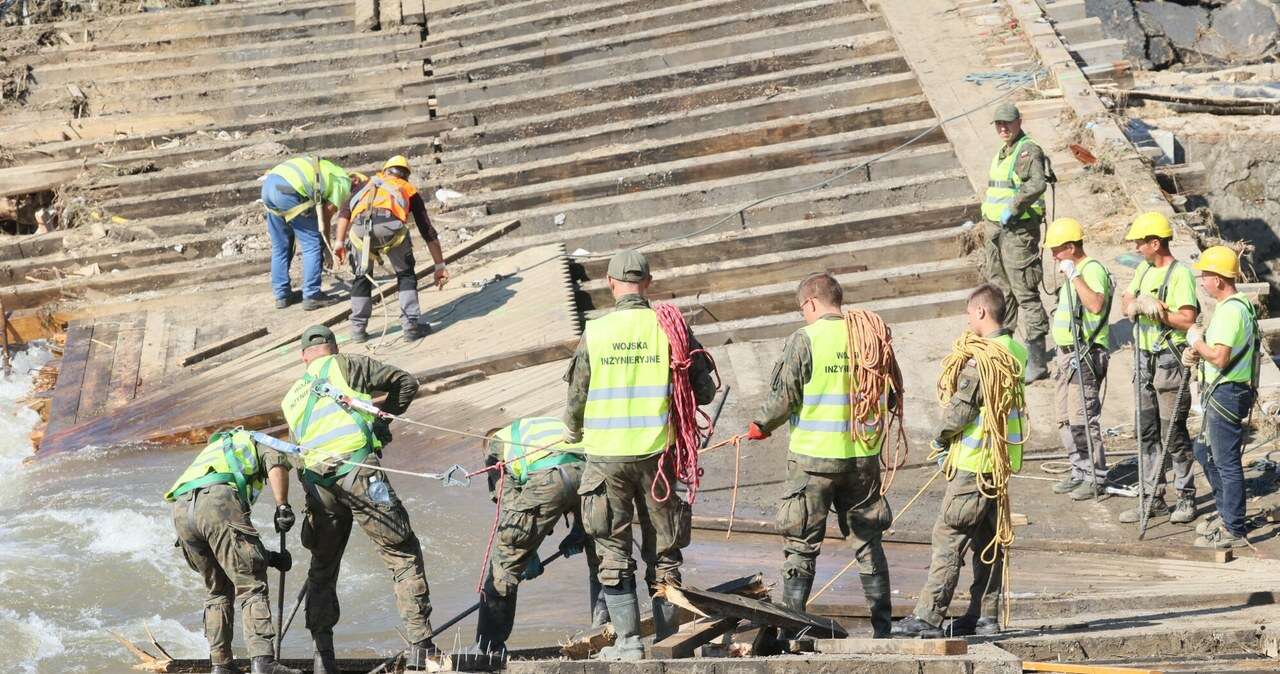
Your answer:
[302,293,339,311]
[1052,475,1083,495]
[890,615,942,639]
[1069,479,1107,501]
[1119,495,1169,523]
[210,663,242,674]
[596,590,644,661]
[1169,496,1196,524]
[946,614,1000,636]
[778,575,814,642]
[475,577,516,654]
[652,595,679,641]
[1195,512,1222,536]
[403,322,432,341]
[275,291,301,310]
[1023,340,1050,384]
[974,617,1001,636]
[312,633,338,674]
[405,638,439,670]
[350,327,369,343]
[859,573,893,638]
[1195,527,1247,549]
[251,656,301,674]
[591,593,610,628]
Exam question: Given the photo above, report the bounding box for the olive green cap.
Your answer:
[607,249,650,283]
[300,325,337,350]
[992,102,1021,123]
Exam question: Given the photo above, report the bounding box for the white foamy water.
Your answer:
[0,343,52,476]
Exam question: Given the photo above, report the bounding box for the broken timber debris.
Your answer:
[649,616,739,659]
[661,583,848,640]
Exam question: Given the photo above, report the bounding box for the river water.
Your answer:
[0,346,605,673]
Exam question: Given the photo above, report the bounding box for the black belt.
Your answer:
[1058,344,1105,356]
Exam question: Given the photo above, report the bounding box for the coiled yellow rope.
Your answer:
[845,309,908,494]
[933,331,1028,626]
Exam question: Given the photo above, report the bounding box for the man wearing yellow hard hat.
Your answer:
[1045,218,1113,501]
[332,155,450,343]
[1181,246,1259,549]
[1121,211,1200,526]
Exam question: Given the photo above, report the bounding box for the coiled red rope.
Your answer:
[651,303,719,504]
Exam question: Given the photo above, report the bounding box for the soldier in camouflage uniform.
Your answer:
[564,250,716,661]
[892,285,1026,639]
[166,429,299,674]
[745,272,893,639]
[280,325,436,673]
[980,102,1051,384]
[473,417,598,654]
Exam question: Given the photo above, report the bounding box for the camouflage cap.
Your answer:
[992,102,1021,123]
[300,325,337,350]
[607,249,650,283]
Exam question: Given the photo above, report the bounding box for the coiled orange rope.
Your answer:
[845,309,909,493]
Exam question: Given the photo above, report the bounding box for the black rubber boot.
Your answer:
[405,638,439,670]
[859,573,893,639]
[781,575,813,614]
[596,587,643,661]
[891,615,943,638]
[251,656,302,674]
[210,663,242,674]
[312,633,338,674]
[590,577,610,627]
[652,596,680,641]
[475,577,517,654]
[1023,339,1050,384]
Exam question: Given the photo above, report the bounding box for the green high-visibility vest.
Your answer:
[948,334,1026,475]
[267,156,351,222]
[981,136,1045,222]
[164,429,265,506]
[582,307,671,457]
[788,319,883,459]
[1199,294,1259,388]
[281,355,379,478]
[1051,257,1112,349]
[494,417,584,484]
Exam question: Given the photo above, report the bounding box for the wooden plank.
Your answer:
[815,638,967,656]
[43,321,93,440]
[75,320,120,424]
[1023,662,1164,674]
[664,585,847,639]
[106,315,146,410]
[167,326,197,378]
[649,617,739,659]
[137,310,169,392]
[403,0,426,25]
[355,0,379,31]
[180,326,268,367]
[254,219,520,354]
[380,0,402,27]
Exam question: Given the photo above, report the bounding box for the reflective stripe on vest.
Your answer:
[788,319,882,459]
[267,157,323,222]
[350,174,413,222]
[1133,261,1192,354]
[981,136,1045,222]
[165,430,264,505]
[949,334,1027,475]
[582,307,672,457]
[281,355,379,473]
[1051,258,1112,348]
[494,416,584,484]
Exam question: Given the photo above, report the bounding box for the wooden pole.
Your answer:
[0,297,12,376]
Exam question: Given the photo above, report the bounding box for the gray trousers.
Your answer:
[351,234,421,333]
[1136,349,1196,498]
[1053,348,1108,481]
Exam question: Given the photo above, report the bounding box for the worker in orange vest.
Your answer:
[333,155,449,343]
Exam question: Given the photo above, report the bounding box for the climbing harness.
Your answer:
[246,430,471,487]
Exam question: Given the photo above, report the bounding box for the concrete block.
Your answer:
[1069,37,1125,65]
[1043,0,1085,23]
[1055,16,1102,44]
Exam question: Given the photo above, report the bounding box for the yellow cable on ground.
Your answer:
[934,331,1027,626]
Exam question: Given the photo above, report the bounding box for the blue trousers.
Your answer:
[1192,382,1254,537]
[262,174,323,300]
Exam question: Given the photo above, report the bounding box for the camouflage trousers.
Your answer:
[1053,348,1109,482]
[776,458,891,581]
[1136,349,1196,499]
[171,484,276,663]
[300,456,434,643]
[491,462,599,597]
[912,473,1004,627]
[579,454,689,592]
[981,219,1049,345]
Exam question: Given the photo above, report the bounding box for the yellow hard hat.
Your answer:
[1193,245,1240,279]
[350,171,369,183]
[1044,218,1084,248]
[1124,211,1172,241]
[383,155,410,173]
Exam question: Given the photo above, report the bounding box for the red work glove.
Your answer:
[746,423,769,441]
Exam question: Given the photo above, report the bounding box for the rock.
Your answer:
[1136,1,1210,55]
[1199,0,1279,62]
[1085,0,1153,67]
[1147,35,1177,68]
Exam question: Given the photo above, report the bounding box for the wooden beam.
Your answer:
[253,219,520,354]
[106,316,146,410]
[180,326,268,367]
[1023,662,1164,674]
[43,321,93,441]
[815,638,967,656]
[665,584,847,639]
[649,617,739,659]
